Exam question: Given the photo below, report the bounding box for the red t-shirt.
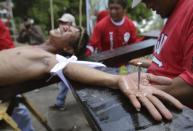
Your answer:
[147,0,193,86]
[0,19,14,50]
[89,16,141,52]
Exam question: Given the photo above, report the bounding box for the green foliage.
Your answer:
[127,0,152,21]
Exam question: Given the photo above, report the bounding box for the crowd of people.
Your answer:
[0,0,192,130]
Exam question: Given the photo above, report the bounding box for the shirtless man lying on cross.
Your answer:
[0,25,183,121]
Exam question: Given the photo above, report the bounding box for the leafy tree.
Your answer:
[126,0,152,21]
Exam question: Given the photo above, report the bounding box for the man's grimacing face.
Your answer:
[141,0,178,18]
[50,25,79,39]
[49,25,80,52]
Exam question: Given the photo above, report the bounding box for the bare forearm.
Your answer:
[30,46,120,89]
[156,77,193,105]
[63,63,120,89]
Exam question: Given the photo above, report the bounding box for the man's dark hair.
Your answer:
[108,0,128,9]
[70,27,88,59]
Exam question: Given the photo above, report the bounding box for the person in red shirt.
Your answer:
[130,0,193,107]
[0,19,14,50]
[86,0,141,56]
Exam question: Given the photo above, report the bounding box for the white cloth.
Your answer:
[50,54,106,89]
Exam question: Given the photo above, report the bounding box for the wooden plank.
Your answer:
[70,67,193,131]
[88,39,156,67]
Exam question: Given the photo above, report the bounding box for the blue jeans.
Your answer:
[12,104,34,131]
[55,82,69,107]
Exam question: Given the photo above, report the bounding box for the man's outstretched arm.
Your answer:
[64,63,119,89]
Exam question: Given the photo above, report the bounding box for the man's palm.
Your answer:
[118,73,183,121]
